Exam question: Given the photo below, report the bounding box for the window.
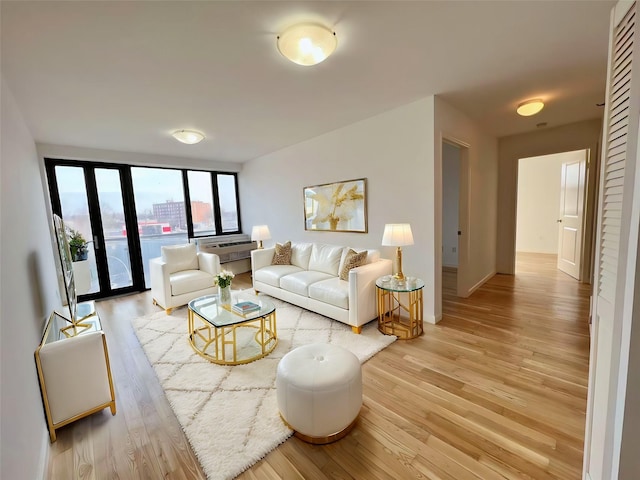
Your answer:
[217,173,239,233]
[47,159,241,295]
[187,170,216,236]
[131,167,188,288]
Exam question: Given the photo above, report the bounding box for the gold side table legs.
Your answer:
[377,284,424,339]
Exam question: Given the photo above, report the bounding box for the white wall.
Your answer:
[497,119,602,276]
[240,95,498,323]
[1,80,61,479]
[434,97,498,306]
[516,154,563,254]
[442,142,460,267]
[516,150,586,254]
[240,97,437,320]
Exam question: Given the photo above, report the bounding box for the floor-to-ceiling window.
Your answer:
[46,159,241,298]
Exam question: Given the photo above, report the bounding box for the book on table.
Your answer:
[232,301,261,314]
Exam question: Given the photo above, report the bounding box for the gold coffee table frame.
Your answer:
[187,294,277,365]
[376,277,424,339]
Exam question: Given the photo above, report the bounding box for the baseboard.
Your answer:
[442,265,458,273]
[37,427,49,479]
[425,313,442,324]
[463,270,496,298]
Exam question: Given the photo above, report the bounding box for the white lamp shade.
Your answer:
[381,224,414,246]
[251,225,271,241]
[172,130,205,144]
[277,23,337,66]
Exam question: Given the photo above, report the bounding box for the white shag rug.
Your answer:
[131,293,396,480]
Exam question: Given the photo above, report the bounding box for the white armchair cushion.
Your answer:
[308,244,343,276]
[161,244,198,274]
[280,271,334,297]
[308,278,349,309]
[170,270,214,296]
[254,265,303,287]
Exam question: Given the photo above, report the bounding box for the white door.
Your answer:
[584,1,638,478]
[557,155,586,279]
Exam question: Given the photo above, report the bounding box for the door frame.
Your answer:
[440,136,470,298]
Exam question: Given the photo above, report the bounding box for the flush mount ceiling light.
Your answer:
[172,130,205,144]
[516,99,545,116]
[277,23,337,66]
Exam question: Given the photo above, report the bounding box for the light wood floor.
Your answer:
[47,253,591,479]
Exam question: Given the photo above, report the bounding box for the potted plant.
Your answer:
[67,228,89,262]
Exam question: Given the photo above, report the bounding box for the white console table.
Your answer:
[34,302,116,442]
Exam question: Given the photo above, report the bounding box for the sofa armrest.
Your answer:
[348,258,393,327]
[150,257,171,307]
[251,247,275,275]
[197,252,221,276]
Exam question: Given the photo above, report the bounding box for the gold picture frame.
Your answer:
[303,178,367,233]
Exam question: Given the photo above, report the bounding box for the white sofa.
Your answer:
[150,243,221,314]
[251,242,392,333]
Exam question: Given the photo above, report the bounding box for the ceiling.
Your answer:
[1,1,614,164]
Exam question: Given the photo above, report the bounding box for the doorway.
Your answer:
[46,161,144,300]
[515,149,589,280]
[441,138,469,297]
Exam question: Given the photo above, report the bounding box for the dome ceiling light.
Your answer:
[516,99,545,116]
[277,23,337,66]
[172,130,205,144]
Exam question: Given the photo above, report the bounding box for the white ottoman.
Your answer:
[276,343,362,444]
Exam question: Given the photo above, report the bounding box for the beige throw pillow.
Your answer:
[339,249,368,281]
[271,241,292,265]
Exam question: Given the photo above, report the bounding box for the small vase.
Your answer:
[219,285,232,306]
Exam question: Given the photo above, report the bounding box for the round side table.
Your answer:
[376,276,424,339]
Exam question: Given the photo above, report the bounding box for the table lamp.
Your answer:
[251,225,271,249]
[381,223,414,280]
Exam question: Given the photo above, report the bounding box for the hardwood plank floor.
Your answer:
[46,253,591,479]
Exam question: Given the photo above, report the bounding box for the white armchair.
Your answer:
[150,243,221,314]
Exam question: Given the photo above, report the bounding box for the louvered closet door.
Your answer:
[585,2,638,479]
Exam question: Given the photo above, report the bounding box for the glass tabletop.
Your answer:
[376,276,425,292]
[188,293,275,327]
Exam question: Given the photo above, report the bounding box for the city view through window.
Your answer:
[53,163,240,293]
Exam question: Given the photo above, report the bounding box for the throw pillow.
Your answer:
[271,241,292,265]
[339,249,368,281]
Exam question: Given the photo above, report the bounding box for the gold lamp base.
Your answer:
[257,240,263,249]
[393,246,405,280]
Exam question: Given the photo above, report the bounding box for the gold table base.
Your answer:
[188,308,277,365]
[376,286,424,339]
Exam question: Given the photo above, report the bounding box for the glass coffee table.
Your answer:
[187,293,277,365]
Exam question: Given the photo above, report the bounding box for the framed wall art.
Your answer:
[303,178,367,233]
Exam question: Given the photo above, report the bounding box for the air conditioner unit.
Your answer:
[191,234,257,274]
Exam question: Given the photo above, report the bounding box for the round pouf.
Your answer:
[276,343,362,444]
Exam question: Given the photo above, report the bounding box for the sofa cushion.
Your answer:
[280,271,334,297]
[291,243,313,270]
[272,241,292,265]
[339,249,368,280]
[254,265,303,287]
[170,269,213,296]
[309,278,349,310]
[162,244,198,274]
[308,244,343,276]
